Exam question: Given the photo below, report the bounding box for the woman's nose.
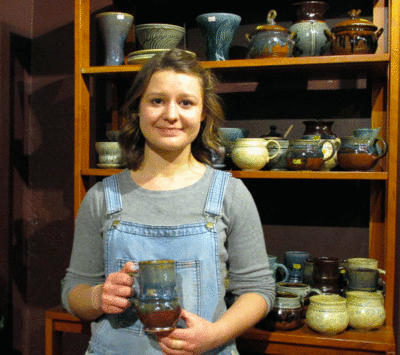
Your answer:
[164,102,179,120]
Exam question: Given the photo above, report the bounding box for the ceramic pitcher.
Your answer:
[131,260,181,333]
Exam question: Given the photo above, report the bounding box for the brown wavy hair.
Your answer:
[119,49,225,171]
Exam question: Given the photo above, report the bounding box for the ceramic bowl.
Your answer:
[135,24,185,50]
[95,142,125,167]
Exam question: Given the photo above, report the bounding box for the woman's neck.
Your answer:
[130,146,206,191]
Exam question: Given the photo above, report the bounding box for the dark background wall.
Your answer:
[0,0,398,354]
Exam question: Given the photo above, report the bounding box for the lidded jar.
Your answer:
[346,291,385,331]
[306,294,349,335]
[246,10,295,58]
[325,9,384,55]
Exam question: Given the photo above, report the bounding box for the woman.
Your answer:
[61,49,275,355]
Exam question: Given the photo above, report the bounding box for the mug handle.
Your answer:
[319,140,335,162]
[373,138,388,159]
[264,139,281,160]
[275,263,289,282]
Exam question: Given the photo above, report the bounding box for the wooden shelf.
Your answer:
[82,168,388,180]
[237,324,396,354]
[81,54,390,80]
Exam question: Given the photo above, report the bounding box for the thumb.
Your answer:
[120,261,138,276]
[179,309,199,326]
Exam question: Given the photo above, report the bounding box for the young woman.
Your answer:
[61,49,275,355]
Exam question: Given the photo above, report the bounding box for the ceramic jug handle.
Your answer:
[275,263,289,282]
[264,139,281,160]
[319,140,335,162]
[128,268,140,300]
[373,137,388,159]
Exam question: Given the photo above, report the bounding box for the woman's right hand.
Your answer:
[98,261,137,314]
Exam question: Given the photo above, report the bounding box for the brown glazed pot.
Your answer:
[325,9,384,55]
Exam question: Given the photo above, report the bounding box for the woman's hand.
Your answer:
[99,261,137,314]
[157,309,220,355]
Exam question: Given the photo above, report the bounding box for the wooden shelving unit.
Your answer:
[44,0,400,354]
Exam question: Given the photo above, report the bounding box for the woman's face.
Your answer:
[138,70,204,156]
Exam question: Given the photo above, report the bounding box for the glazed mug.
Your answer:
[269,255,289,282]
[284,251,310,283]
[347,267,380,292]
[131,260,181,333]
[312,256,342,294]
[347,257,385,274]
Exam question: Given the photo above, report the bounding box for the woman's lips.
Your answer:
[157,127,182,136]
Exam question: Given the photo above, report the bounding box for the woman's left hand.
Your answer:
[157,309,219,355]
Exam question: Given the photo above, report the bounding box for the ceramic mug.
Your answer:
[347,267,380,292]
[284,251,310,283]
[347,257,385,274]
[269,255,289,282]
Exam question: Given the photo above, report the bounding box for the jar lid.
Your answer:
[331,9,378,33]
[255,10,289,33]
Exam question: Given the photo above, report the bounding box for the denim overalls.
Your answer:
[87,169,239,355]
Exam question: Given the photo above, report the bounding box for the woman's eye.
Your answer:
[151,98,163,105]
[181,99,193,107]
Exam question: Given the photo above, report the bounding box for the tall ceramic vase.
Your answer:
[289,1,330,57]
[196,13,241,61]
[96,12,134,66]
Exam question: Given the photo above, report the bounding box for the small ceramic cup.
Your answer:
[95,142,125,166]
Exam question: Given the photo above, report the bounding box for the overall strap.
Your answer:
[103,174,123,216]
[204,169,232,217]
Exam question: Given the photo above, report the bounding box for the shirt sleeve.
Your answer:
[223,178,275,312]
[61,182,106,313]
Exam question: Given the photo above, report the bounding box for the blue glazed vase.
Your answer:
[196,13,241,61]
[289,1,330,57]
[96,12,134,66]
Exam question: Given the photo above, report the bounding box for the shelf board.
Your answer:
[82,168,388,180]
[81,54,390,79]
[237,324,396,353]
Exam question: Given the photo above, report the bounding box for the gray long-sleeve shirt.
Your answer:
[61,166,275,319]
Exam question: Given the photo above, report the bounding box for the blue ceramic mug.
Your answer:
[284,251,310,283]
[269,255,289,282]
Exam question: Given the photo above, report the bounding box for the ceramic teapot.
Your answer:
[337,136,388,171]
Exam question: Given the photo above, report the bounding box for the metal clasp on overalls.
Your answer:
[204,213,219,230]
